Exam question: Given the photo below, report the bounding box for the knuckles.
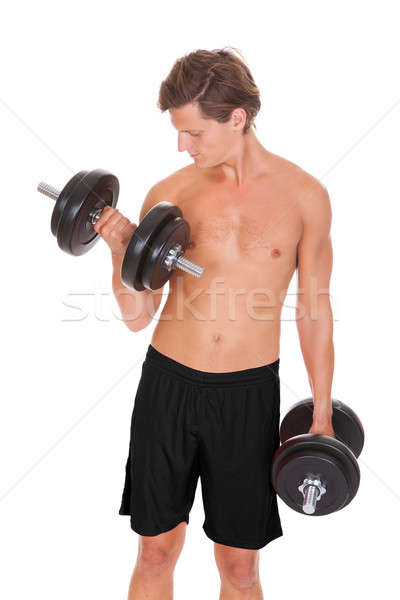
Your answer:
[92,207,132,247]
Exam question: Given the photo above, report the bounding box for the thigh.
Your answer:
[198,377,283,550]
[119,362,200,536]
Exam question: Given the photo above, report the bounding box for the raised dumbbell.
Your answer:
[271,398,364,516]
[37,169,205,290]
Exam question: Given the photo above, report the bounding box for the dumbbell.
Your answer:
[37,169,205,290]
[271,398,364,516]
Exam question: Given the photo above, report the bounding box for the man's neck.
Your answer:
[219,130,270,187]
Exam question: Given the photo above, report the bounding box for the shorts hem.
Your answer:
[202,524,283,550]
[119,513,189,537]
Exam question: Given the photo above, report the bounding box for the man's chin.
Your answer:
[191,157,216,169]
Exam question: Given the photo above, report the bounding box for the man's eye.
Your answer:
[190,133,200,137]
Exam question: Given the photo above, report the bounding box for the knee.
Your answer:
[136,522,186,576]
[137,545,176,574]
[137,524,186,575]
[222,560,259,591]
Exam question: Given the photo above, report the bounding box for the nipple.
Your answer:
[187,240,195,249]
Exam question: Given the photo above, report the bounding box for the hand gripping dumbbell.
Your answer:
[37,169,205,290]
[271,398,364,516]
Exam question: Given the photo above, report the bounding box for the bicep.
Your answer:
[139,182,168,311]
[297,186,333,306]
[139,183,164,222]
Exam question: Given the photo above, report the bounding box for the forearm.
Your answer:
[296,307,334,423]
[111,255,155,331]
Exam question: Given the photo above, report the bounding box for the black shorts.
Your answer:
[119,344,283,550]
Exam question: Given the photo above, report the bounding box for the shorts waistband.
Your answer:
[144,344,280,387]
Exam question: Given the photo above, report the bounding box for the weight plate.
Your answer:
[121,202,183,290]
[57,169,119,255]
[271,434,360,515]
[280,398,365,457]
[51,170,87,238]
[141,217,190,290]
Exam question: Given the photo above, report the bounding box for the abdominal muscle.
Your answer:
[150,257,290,372]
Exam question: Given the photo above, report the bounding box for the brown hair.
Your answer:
[157,47,261,134]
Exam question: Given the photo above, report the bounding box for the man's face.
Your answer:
[169,102,237,169]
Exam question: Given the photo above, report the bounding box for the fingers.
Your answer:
[94,207,129,236]
[93,205,115,233]
[110,216,132,241]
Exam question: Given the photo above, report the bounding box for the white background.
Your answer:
[1,0,398,597]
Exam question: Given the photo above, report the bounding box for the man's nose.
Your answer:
[177,133,191,153]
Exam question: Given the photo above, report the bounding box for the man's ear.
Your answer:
[231,108,246,131]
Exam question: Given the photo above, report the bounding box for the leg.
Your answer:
[119,354,200,536]
[119,351,201,597]
[214,543,263,599]
[198,368,283,550]
[128,521,187,600]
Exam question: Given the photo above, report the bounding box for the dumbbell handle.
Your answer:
[298,477,327,514]
[37,181,205,279]
[38,182,104,225]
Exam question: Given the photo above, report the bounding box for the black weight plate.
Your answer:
[271,434,360,515]
[57,169,119,256]
[141,217,190,290]
[274,450,350,515]
[280,398,365,458]
[51,170,88,238]
[121,202,183,290]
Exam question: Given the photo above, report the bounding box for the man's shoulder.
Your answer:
[269,152,331,233]
[269,151,327,198]
[139,165,196,219]
[151,164,197,198]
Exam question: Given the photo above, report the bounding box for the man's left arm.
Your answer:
[296,182,335,435]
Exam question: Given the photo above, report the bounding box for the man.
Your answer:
[94,48,335,599]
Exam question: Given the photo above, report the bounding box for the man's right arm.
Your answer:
[94,183,167,332]
[111,255,165,333]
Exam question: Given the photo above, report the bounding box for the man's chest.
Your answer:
[175,182,303,262]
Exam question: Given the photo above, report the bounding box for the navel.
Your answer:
[212,333,222,343]
[271,248,281,258]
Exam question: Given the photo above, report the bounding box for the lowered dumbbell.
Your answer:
[37,169,205,290]
[271,398,364,516]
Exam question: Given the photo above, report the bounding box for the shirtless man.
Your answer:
[94,49,335,599]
